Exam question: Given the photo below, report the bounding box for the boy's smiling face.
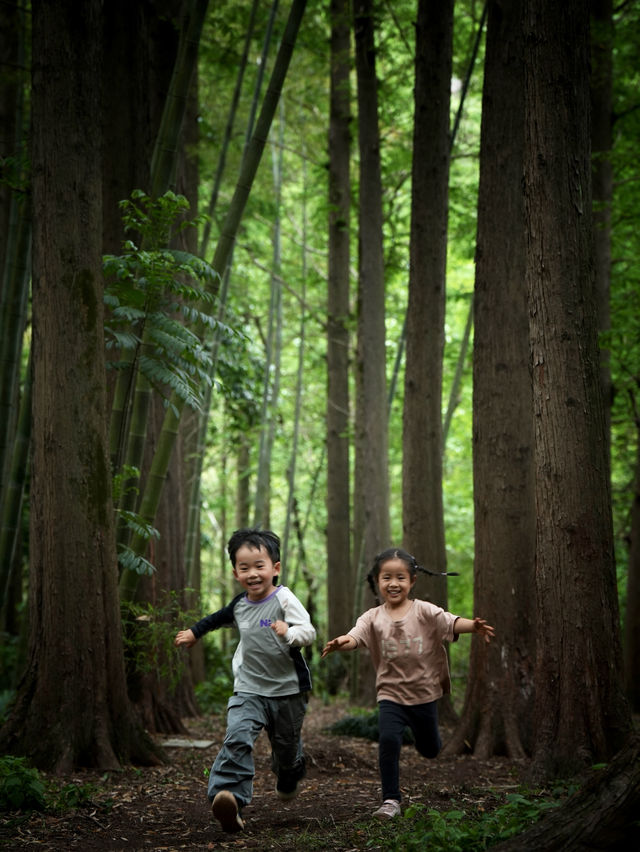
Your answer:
[233,543,281,601]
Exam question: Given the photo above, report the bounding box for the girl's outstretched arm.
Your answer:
[322,635,357,657]
[454,617,495,643]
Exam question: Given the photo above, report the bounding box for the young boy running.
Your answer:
[175,528,316,833]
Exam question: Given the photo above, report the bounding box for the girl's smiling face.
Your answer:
[233,543,281,601]
[376,558,416,609]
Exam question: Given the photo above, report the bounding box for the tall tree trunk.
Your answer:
[150,0,209,199]
[0,0,30,565]
[104,0,184,473]
[199,0,260,258]
[352,0,390,698]
[491,732,640,851]
[524,0,631,780]
[0,0,161,771]
[236,435,252,526]
[282,147,308,578]
[253,112,285,528]
[0,0,20,277]
[402,0,452,609]
[624,411,640,711]
[326,0,352,657]
[445,0,536,760]
[0,354,31,637]
[590,0,614,443]
[131,77,203,732]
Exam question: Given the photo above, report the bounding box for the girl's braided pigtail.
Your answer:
[415,563,459,578]
[366,569,381,605]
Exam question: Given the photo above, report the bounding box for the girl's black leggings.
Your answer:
[378,699,441,802]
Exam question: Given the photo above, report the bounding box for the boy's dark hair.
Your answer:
[366,547,457,602]
[227,527,281,566]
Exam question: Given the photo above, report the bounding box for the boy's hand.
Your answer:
[321,635,354,657]
[271,620,289,637]
[174,629,197,648]
[473,618,495,643]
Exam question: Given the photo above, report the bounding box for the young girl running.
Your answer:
[322,547,494,819]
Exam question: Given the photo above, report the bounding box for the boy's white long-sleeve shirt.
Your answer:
[190,585,316,696]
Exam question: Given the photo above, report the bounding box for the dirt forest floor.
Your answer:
[1,698,527,851]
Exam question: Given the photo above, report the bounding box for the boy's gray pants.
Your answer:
[207,691,307,809]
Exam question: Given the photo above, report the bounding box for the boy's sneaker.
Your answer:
[275,777,300,801]
[276,759,305,801]
[212,790,244,832]
[373,799,401,819]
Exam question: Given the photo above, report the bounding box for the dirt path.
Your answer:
[1,699,525,851]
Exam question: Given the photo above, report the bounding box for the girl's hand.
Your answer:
[473,618,495,643]
[174,629,197,648]
[270,620,289,637]
[321,635,354,657]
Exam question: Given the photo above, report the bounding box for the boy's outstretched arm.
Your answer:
[174,628,197,648]
[453,617,495,643]
[321,635,357,657]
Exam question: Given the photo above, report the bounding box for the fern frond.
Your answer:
[116,509,160,542]
[117,546,157,577]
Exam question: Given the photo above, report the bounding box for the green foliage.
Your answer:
[116,546,158,577]
[112,466,160,576]
[122,592,200,693]
[112,464,141,503]
[387,791,563,851]
[326,707,414,744]
[103,190,225,413]
[0,756,46,812]
[116,506,160,576]
[50,780,103,812]
[0,756,107,815]
[194,643,235,715]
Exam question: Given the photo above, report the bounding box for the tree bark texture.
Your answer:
[402,0,452,609]
[623,425,640,710]
[524,0,631,779]
[326,0,353,647]
[102,0,183,254]
[352,0,389,700]
[491,732,640,851]
[353,0,390,575]
[590,0,614,440]
[446,0,536,761]
[130,101,203,731]
[0,0,162,771]
[0,0,20,278]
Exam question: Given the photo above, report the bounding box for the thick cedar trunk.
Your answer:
[352,0,390,572]
[492,733,640,851]
[0,0,162,771]
[402,0,452,609]
[102,0,199,733]
[524,0,631,779]
[352,0,389,700]
[590,0,614,439]
[132,73,203,732]
[0,0,19,278]
[445,0,536,760]
[624,423,640,710]
[402,0,456,727]
[326,0,352,669]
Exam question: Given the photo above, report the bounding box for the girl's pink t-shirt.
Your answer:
[348,599,458,705]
